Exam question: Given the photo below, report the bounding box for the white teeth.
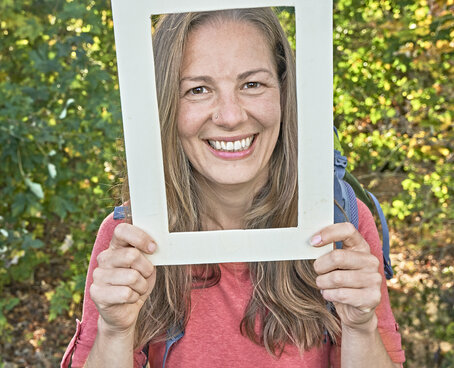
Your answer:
[208,135,255,152]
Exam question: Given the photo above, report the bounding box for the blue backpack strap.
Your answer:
[344,181,359,229]
[140,326,185,368]
[334,150,359,249]
[333,151,393,279]
[162,326,184,368]
[113,205,131,220]
[366,191,393,280]
[113,206,126,220]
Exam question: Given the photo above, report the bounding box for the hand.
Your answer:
[311,223,382,331]
[90,223,157,335]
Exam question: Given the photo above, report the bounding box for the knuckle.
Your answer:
[113,222,129,240]
[370,256,380,270]
[96,251,107,266]
[372,273,382,286]
[144,264,155,279]
[128,269,141,284]
[92,267,101,281]
[336,289,348,304]
[331,249,344,264]
[130,291,140,303]
[372,289,382,305]
[345,222,356,236]
[124,248,140,267]
[120,287,133,303]
[313,259,321,274]
[89,283,99,301]
[331,272,344,287]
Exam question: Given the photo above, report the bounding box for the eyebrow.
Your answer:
[238,68,274,80]
[180,68,274,84]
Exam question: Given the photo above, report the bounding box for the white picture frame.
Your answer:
[110,0,333,265]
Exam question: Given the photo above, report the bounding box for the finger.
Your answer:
[314,249,380,275]
[110,223,156,254]
[316,270,383,290]
[93,268,150,295]
[90,283,141,306]
[320,287,381,310]
[143,269,157,300]
[97,248,155,279]
[311,223,369,253]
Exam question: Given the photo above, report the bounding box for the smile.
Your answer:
[207,135,256,152]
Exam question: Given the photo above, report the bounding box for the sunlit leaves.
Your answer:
[0,0,123,335]
[334,0,453,230]
[276,8,296,51]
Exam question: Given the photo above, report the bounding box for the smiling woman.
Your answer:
[61,6,404,368]
[178,20,281,205]
[152,8,298,234]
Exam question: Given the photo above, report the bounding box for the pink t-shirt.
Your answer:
[61,200,405,367]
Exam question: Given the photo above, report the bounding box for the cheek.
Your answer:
[256,93,281,128]
[177,104,202,139]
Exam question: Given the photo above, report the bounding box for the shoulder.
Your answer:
[356,198,377,235]
[91,211,126,255]
[357,199,374,227]
[97,211,124,237]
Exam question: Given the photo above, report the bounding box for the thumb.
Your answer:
[310,223,369,253]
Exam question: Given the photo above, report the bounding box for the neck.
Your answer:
[196,172,268,230]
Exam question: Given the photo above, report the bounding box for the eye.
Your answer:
[243,82,261,89]
[189,86,208,95]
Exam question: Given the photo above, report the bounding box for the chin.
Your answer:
[206,169,267,188]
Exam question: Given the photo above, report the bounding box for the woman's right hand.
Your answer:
[89,223,157,335]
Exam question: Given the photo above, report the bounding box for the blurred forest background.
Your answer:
[0,0,453,367]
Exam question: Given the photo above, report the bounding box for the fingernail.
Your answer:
[148,242,156,253]
[310,234,322,246]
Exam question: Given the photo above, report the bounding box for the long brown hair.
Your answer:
[132,7,340,356]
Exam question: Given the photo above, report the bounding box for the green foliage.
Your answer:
[333,0,453,234]
[48,274,85,321]
[0,297,20,342]
[0,0,123,328]
[276,7,296,51]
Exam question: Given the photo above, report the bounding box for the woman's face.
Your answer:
[177,20,281,189]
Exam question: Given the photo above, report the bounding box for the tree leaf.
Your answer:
[24,178,44,199]
[47,163,57,179]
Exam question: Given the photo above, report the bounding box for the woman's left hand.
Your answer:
[311,223,382,331]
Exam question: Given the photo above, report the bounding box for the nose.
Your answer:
[213,92,248,129]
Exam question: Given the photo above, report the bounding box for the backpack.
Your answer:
[333,126,393,280]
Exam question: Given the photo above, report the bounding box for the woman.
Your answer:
[61,8,405,368]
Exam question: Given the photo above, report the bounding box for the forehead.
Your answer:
[181,20,276,75]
